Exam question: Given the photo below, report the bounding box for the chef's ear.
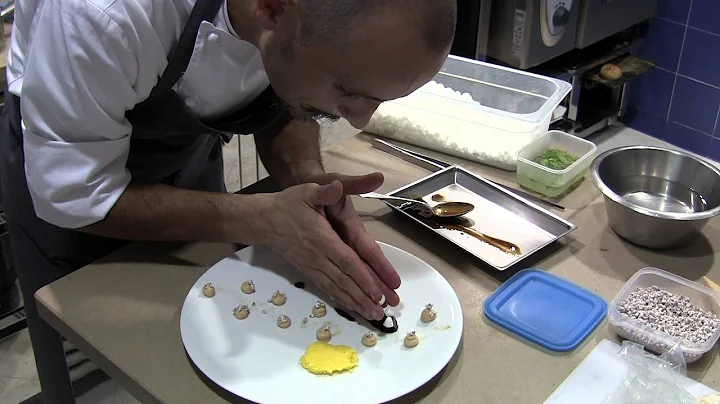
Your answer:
[256,0,300,28]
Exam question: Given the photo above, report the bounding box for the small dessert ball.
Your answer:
[361,332,377,347]
[421,303,437,323]
[277,315,291,329]
[600,63,622,80]
[404,330,419,348]
[316,326,332,342]
[312,301,327,318]
[241,280,255,294]
[233,305,249,320]
[271,291,287,306]
[202,282,216,298]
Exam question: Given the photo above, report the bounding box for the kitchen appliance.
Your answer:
[544,0,658,137]
[544,42,656,138]
[454,0,658,138]
[576,0,657,49]
[479,0,657,69]
[486,0,580,70]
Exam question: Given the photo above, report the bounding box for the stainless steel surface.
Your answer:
[371,138,567,211]
[576,0,657,49]
[370,138,446,172]
[486,0,580,69]
[590,146,720,249]
[386,165,576,270]
[359,192,474,218]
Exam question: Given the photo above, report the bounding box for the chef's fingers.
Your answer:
[310,270,365,318]
[322,172,384,195]
[326,249,385,320]
[364,260,400,308]
[332,197,402,294]
[352,229,402,295]
[320,236,384,319]
[303,180,344,207]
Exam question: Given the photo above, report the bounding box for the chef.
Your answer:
[0,0,456,401]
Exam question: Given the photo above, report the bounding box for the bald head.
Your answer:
[249,0,454,128]
[298,0,457,53]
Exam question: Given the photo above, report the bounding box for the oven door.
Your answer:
[576,0,657,49]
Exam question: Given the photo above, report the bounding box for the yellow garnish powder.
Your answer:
[299,341,358,375]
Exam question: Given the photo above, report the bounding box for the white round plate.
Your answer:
[180,242,463,404]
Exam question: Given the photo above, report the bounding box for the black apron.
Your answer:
[0,0,290,402]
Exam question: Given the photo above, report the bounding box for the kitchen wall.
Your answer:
[626,0,720,161]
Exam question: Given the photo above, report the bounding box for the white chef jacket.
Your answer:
[6,0,269,229]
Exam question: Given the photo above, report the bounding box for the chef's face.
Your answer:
[256,2,449,129]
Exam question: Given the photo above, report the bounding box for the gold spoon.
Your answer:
[359,192,474,218]
[443,224,522,256]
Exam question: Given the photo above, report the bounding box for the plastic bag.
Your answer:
[603,340,696,404]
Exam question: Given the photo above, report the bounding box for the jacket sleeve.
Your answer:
[19,0,139,229]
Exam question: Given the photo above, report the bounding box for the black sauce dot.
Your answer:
[368,316,399,334]
[334,307,356,323]
[294,281,305,289]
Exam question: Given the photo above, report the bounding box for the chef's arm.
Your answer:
[77,119,324,243]
[254,119,325,189]
[81,185,273,244]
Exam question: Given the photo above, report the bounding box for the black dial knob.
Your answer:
[553,6,570,27]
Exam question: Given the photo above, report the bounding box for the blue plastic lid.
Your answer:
[483,268,607,352]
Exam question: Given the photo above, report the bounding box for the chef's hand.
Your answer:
[265,180,388,320]
[305,172,401,307]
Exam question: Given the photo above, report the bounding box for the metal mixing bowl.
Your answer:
[590,146,720,249]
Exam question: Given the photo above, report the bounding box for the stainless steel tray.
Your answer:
[386,165,576,270]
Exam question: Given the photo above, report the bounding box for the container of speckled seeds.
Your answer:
[608,267,720,363]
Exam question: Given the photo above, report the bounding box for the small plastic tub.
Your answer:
[516,131,597,198]
[608,267,720,363]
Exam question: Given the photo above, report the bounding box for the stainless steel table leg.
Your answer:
[8,225,75,404]
[23,296,75,404]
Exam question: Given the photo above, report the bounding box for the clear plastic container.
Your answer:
[516,130,597,198]
[363,55,572,171]
[608,267,720,363]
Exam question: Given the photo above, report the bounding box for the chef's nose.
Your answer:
[339,102,380,129]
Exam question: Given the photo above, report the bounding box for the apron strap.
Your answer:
[148,0,225,99]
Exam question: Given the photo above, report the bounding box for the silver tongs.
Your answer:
[370,138,565,211]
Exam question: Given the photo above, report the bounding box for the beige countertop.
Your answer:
[36,128,720,403]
